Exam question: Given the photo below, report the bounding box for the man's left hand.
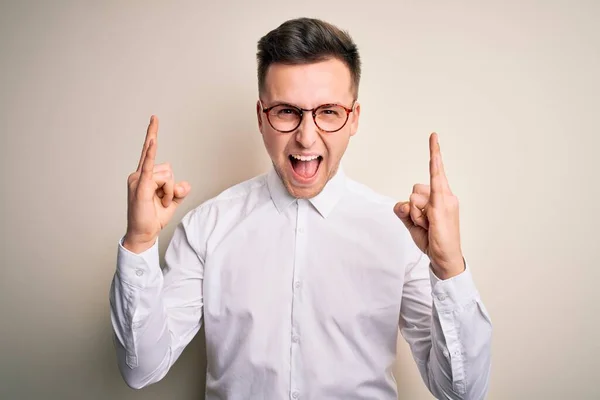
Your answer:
[394,132,465,280]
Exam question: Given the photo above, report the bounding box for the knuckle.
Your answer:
[127,172,138,185]
[413,183,430,194]
[156,170,169,179]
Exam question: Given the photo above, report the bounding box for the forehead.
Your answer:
[262,58,354,106]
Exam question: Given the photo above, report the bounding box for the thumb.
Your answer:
[173,181,191,204]
[393,201,412,228]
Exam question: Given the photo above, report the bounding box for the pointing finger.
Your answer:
[140,138,156,180]
[137,115,159,172]
[429,132,451,196]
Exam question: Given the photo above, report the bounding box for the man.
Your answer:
[110,17,492,399]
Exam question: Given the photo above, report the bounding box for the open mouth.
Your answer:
[289,154,323,181]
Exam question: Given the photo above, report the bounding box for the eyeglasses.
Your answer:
[260,101,355,133]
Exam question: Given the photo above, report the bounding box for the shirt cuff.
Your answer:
[428,260,479,312]
[116,236,162,289]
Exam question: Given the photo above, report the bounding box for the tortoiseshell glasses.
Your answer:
[260,101,356,133]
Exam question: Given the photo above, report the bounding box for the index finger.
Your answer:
[429,132,451,194]
[136,115,159,171]
[141,138,156,179]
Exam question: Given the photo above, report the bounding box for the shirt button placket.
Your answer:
[290,199,306,399]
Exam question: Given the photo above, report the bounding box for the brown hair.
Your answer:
[257,18,361,98]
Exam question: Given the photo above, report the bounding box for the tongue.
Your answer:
[294,159,319,178]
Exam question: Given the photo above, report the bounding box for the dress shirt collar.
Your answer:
[266,164,347,218]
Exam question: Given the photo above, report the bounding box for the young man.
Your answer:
[110,18,492,400]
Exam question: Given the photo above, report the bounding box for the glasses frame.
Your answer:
[260,100,356,133]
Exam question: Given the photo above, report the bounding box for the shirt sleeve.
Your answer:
[399,251,492,399]
[109,209,205,389]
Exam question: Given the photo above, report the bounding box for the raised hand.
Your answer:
[394,133,465,279]
[123,116,191,253]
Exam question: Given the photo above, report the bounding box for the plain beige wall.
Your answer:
[1,1,598,399]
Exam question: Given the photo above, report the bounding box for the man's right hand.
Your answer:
[123,115,191,254]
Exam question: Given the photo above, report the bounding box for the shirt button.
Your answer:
[443,349,449,358]
[294,281,302,289]
[292,335,300,343]
[135,269,144,276]
[437,293,446,301]
[292,391,299,399]
[298,227,304,234]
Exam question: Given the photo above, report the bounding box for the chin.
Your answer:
[276,156,330,199]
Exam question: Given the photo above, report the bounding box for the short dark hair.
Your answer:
[256,18,361,98]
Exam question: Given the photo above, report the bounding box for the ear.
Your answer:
[349,101,360,137]
[256,100,264,134]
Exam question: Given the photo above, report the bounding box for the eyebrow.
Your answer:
[267,100,347,108]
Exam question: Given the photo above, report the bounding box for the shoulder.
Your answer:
[342,176,423,263]
[180,172,270,231]
[342,175,411,236]
[204,173,269,207]
[344,176,398,211]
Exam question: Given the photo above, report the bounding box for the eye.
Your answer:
[278,108,296,115]
[317,107,343,117]
[271,105,301,118]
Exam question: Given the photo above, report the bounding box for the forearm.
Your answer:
[110,221,206,389]
[109,237,178,389]
[421,265,492,399]
[110,272,173,389]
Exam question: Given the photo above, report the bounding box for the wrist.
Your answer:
[123,234,157,254]
[431,256,465,280]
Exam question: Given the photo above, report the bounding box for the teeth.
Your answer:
[291,154,320,161]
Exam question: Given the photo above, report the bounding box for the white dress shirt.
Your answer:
[110,166,492,400]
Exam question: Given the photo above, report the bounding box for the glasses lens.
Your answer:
[315,105,348,132]
[267,105,301,132]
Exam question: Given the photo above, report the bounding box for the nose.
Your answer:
[295,111,318,149]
